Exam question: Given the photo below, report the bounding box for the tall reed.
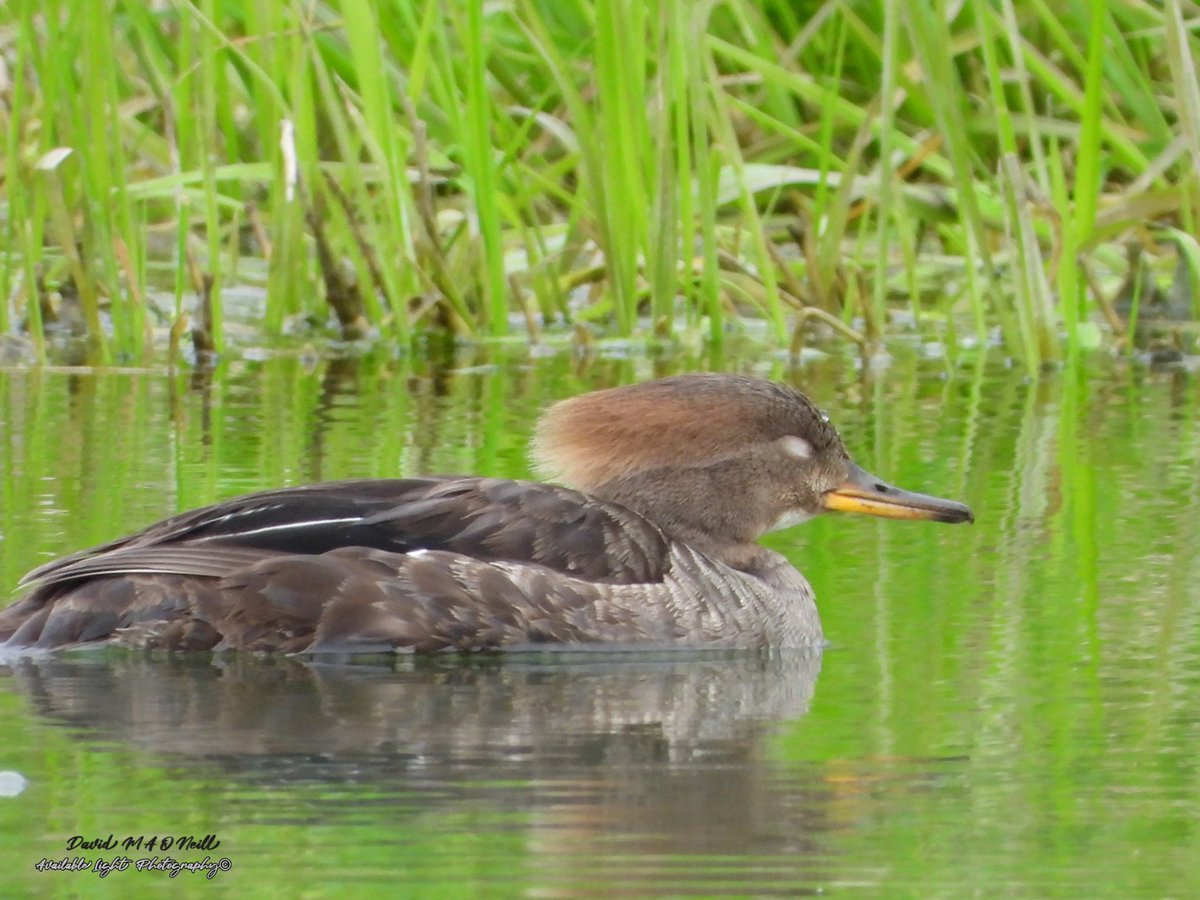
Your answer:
[0,1,1195,364]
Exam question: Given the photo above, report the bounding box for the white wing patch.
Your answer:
[193,516,363,542]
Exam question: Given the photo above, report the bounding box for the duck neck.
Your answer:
[588,466,772,572]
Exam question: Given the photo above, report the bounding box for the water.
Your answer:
[0,346,1197,897]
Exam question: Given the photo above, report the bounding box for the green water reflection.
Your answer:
[0,347,1197,897]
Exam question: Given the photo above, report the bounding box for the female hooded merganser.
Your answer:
[0,374,972,653]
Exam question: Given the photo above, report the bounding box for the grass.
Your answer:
[0,0,1198,368]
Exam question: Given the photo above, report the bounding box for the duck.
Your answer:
[0,373,972,653]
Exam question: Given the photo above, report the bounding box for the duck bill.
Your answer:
[821,462,974,524]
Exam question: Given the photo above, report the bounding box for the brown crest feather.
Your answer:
[533,373,843,492]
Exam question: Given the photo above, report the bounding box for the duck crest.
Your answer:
[533,373,845,494]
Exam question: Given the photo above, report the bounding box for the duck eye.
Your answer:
[778,435,813,459]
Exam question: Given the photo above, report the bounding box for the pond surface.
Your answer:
[0,344,1197,897]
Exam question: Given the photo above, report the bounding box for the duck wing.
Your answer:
[19,477,671,589]
[2,478,688,653]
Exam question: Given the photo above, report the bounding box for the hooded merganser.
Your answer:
[0,374,972,652]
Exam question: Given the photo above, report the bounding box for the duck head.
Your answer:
[533,374,972,566]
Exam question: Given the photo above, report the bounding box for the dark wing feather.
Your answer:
[20,477,670,589]
[2,477,678,652]
[18,478,447,585]
[360,478,669,583]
